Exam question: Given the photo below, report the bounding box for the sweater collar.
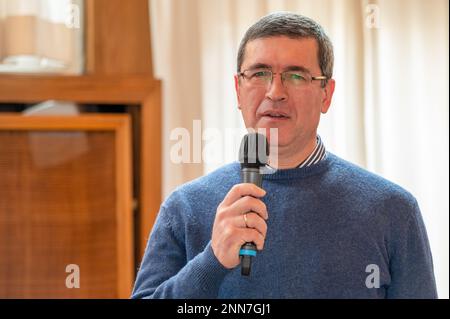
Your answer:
[261,151,333,180]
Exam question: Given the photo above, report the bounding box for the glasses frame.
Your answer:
[238,68,328,88]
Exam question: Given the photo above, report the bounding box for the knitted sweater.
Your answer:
[132,152,437,298]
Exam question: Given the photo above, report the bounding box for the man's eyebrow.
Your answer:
[283,65,312,73]
[243,63,312,73]
[243,63,272,71]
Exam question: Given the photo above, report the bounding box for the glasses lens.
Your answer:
[283,71,310,87]
[246,69,272,86]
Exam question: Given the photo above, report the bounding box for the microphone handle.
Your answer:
[240,167,263,276]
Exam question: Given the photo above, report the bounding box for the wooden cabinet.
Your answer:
[0,115,133,298]
[0,0,161,298]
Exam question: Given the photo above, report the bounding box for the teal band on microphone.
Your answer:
[239,249,257,257]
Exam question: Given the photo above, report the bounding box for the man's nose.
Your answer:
[265,74,288,102]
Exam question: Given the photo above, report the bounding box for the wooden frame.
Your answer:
[0,114,134,298]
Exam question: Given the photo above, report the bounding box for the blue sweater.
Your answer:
[132,153,437,298]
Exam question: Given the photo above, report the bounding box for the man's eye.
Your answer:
[251,71,270,78]
[288,73,306,81]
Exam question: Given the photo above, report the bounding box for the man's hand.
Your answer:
[211,183,268,269]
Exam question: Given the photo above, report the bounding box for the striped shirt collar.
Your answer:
[297,135,326,168]
[262,135,326,173]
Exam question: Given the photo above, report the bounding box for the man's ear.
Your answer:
[321,79,335,114]
[234,74,241,110]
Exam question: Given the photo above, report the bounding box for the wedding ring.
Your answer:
[243,213,249,228]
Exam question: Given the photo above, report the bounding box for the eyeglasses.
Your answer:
[238,68,328,89]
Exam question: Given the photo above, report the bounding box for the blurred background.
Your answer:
[0,0,448,298]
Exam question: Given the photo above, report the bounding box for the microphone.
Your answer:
[238,132,269,276]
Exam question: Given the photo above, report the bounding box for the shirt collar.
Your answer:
[262,135,327,173]
[297,135,326,168]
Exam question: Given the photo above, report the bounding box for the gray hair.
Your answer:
[237,12,334,82]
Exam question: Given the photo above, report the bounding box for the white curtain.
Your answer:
[150,0,449,298]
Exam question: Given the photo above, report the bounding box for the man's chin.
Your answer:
[267,135,294,150]
[250,126,289,146]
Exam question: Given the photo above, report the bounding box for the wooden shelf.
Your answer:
[0,74,158,104]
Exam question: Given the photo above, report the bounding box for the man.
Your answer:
[132,12,437,298]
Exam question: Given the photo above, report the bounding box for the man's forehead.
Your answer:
[242,36,319,70]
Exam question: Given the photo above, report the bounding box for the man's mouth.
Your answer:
[260,111,290,120]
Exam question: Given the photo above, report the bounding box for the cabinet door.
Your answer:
[0,114,133,298]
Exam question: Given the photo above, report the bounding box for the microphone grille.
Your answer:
[238,133,269,168]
